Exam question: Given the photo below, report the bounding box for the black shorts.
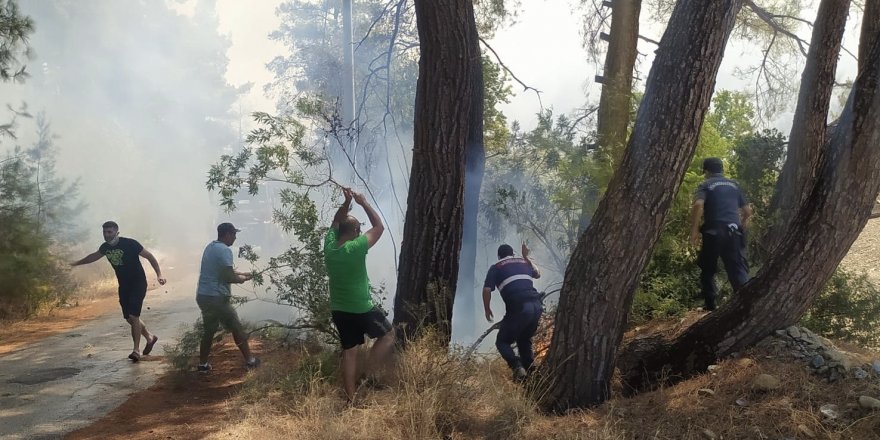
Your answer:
[118,281,147,319]
[331,306,392,350]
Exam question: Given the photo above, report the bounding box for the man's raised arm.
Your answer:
[353,191,384,248]
[331,187,353,230]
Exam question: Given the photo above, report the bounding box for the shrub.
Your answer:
[801,269,880,349]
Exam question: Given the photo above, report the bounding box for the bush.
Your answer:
[801,269,880,349]
[163,319,207,373]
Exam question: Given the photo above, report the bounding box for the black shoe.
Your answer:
[128,351,141,362]
[513,367,528,382]
[246,357,261,370]
[197,363,212,374]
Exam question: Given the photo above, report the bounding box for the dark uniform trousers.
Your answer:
[698,224,749,310]
[496,292,543,370]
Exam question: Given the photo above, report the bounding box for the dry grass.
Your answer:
[201,330,880,440]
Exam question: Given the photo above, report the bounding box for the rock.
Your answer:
[775,329,788,337]
[853,367,869,380]
[826,350,853,371]
[799,329,819,345]
[736,358,754,368]
[698,388,715,397]
[752,374,781,391]
[817,335,835,348]
[798,424,816,438]
[810,355,825,369]
[829,369,840,383]
[872,360,880,375]
[701,428,717,439]
[787,326,802,339]
[735,398,749,407]
[707,364,720,372]
[859,396,880,410]
[817,366,829,375]
[820,403,840,419]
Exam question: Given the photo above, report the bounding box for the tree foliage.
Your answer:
[0,0,32,82]
[0,116,85,318]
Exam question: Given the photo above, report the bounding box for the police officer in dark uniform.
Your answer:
[482,242,542,382]
[689,157,753,311]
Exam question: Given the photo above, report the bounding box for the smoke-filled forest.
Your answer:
[2,0,880,438]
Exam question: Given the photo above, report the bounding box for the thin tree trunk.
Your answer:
[541,0,743,411]
[393,0,483,345]
[619,20,880,393]
[764,0,851,251]
[579,0,641,231]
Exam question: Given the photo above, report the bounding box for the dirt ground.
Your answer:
[0,284,119,356]
[65,336,266,440]
[841,219,880,282]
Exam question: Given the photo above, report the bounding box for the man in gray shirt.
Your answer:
[195,222,258,372]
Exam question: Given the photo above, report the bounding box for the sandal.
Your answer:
[143,335,159,355]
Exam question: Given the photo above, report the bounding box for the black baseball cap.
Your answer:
[497,244,514,258]
[217,222,241,235]
[702,157,724,174]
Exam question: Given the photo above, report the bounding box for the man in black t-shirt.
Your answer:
[689,158,754,311]
[72,221,166,362]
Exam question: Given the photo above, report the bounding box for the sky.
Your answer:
[207,0,862,134]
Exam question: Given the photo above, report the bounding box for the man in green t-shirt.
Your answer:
[324,187,394,401]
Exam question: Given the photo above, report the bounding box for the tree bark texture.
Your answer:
[541,0,743,411]
[765,0,851,251]
[580,0,642,231]
[860,0,879,72]
[393,0,483,344]
[619,22,880,393]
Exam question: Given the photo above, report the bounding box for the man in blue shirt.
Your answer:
[483,242,542,381]
[195,222,258,372]
[689,157,754,311]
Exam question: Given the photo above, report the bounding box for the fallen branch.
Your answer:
[248,319,327,335]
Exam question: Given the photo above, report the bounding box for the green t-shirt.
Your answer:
[324,228,373,313]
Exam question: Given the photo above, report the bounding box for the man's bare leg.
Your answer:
[367,329,396,379]
[341,347,358,401]
[127,315,143,352]
[230,325,253,361]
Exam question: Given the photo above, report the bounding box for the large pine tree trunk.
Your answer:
[393,0,483,344]
[541,0,743,411]
[861,0,879,72]
[764,0,851,250]
[619,21,880,392]
[579,0,642,231]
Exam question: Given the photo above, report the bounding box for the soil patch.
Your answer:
[0,279,171,356]
[65,336,266,440]
[0,282,119,356]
